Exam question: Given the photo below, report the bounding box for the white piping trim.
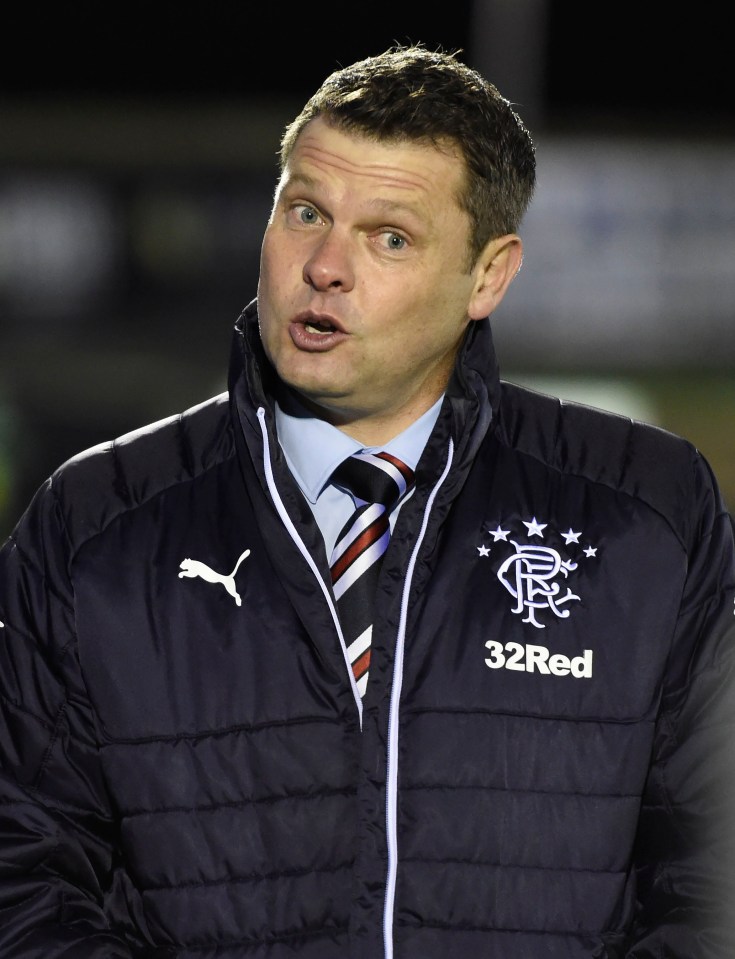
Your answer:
[256,407,363,727]
[382,437,455,959]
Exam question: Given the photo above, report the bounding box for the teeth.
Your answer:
[305,322,334,335]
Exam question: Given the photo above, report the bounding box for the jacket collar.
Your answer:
[229,297,502,466]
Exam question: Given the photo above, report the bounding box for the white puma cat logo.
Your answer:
[178,549,251,606]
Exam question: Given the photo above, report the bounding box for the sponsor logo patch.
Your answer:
[484,640,593,678]
[477,518,598,678]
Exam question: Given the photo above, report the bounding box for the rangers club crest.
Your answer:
[477,517,598,628]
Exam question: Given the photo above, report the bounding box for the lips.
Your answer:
[289,311,349,352]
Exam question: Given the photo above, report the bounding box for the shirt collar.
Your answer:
[275,393,444,505]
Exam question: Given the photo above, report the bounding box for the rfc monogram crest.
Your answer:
[477,518,598,628]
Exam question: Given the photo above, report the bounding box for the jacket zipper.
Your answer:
[382,438,455,959]
[260,406,455,953]
[257,407,364,728]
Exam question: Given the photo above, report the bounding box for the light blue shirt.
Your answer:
[275,395,444,560]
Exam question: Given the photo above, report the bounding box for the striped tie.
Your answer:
[329,451,415,697]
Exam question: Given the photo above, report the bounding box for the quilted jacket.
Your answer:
[1,299,734,958]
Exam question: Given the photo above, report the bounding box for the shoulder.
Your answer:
[495,380,725,548]
[46,392,234,554]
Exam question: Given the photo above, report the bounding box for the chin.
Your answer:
[290,381,354,417]
[279,359,342,396]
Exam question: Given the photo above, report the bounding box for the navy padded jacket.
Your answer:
[1,300,734,957]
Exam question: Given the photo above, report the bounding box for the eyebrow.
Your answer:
[363,197,424,220]
[279,172,319,192]
[284,176,423,215]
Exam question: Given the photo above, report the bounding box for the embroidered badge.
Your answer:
[477,517,598,628]
[178,549,251,606]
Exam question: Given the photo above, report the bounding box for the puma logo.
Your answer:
[178,549,251,606]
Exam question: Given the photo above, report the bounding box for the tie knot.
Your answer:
[332,451,414,511]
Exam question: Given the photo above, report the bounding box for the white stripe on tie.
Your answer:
[329,452,415,696]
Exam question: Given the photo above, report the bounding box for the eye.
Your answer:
[380,231,407,251]
[295,204,320,225]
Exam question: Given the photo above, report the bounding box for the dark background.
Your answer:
[1,2,733,538]
[5,2,731,128]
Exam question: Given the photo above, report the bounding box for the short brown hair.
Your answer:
[279,45,536,262]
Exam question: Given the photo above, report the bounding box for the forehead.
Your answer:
[281,118,467,207]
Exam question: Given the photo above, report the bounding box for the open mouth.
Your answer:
[304,320,336,335]
[290,311,347,351]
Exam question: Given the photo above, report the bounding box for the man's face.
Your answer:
[257,117,484,442]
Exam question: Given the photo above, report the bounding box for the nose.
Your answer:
[302,230,355,292]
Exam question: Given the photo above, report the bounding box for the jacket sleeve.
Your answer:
[626,458,735,957]
[0,477,173,957]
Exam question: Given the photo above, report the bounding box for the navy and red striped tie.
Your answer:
[329,451,415,697]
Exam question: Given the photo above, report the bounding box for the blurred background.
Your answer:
[1,0,733,539]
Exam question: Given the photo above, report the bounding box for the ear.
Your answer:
[467,234,524,321]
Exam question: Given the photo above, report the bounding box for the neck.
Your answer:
[317,397,444,448]
[276,381,447,448]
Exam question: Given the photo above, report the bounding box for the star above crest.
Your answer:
[523,517,547,538]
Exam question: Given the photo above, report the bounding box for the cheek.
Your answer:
[259,232,281,288]
[261,224,299,277]
[259,244,297,318]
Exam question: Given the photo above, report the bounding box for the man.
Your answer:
[0,45,733,959]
